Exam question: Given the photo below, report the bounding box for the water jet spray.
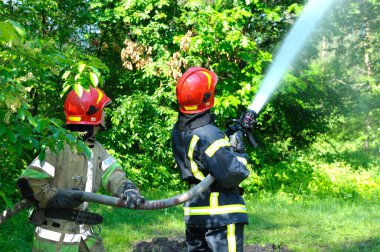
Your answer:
[248,0,339,114]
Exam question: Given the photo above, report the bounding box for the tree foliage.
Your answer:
[0,0,379,207]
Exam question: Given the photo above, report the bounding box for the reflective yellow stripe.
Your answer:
[21,169,51,179]
[35,227,82,243]
[101,162,118,189]
[188,135,205,180]
[83,150,94,209]
[200,71,212,89]
[210,192,219,207]
[69,116,81,122]
[30,159,56,177]
[95,88,103,104]
[205,136,231,157]
[101,156,117,172]
[237,156,247,166]
[227,224,237,252]
[184,204,247,215]
[184,105,198,111]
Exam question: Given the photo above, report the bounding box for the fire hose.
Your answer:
[0,174,215,225]
[1,111,258,225]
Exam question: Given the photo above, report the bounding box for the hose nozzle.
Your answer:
[240,110,257,129]
[226,110,258,148]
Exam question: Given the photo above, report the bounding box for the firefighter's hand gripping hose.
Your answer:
[227,110,258,148]
[0,174,216,225]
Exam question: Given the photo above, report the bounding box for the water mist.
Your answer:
[249,0,340,114]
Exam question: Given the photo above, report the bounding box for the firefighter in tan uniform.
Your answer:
[17,87,144,252]
[172,67,256,252]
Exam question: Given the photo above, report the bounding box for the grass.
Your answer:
[245,194,380,251]
[0,191,379,252]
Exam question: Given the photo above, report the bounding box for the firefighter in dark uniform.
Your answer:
[172,67,255,252]
[17,87,144,252]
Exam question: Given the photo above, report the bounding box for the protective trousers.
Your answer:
[185,223,244,252]
[32,234,105,252]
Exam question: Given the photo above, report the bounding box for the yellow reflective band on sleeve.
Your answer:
[236,156,247,166]
[210,192,219,207]
[101,156,117,172]
[205,136,231,157]
[101,162,119,189]
[188,135,205,180]
[227,224,237,252]
[184,204,247,216]
[30,159,55,177]
[21,169,51,180]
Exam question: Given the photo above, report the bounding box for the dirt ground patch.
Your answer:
[133,237,292,252]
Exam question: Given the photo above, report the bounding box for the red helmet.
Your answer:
[64,87,111,126]
[176,67,218,114]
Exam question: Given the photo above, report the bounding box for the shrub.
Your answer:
[308,161,380,200]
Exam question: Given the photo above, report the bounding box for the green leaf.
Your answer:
[98,75,105,85]
[57,141,64,152]
[50,118,62,127]
[65,133,76,142]
[35,119,48,134]
[28,116,37,128]
[0,124,6,135]
[62,70,71,80]
[81,80,91,92]
[6,129,17,143]
[38,149,46,163]
[74,83,84,97]
[89,72,99,86]
[18,109,26,120]
[8,20,26,41]
[0,20,25,43]
[74,73,81,81]
[77,62,86,73]
[31,139,40,149]
[0,22,13,42]
[61,84,72,97]
[15,142,22,155]
[78,140,92,158]
[89,66,101,77]
[0,191,14,208]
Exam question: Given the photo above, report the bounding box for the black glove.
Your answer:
[229,130,246,153]
[46,189,83,209]
[119,182,145,209]
[240,110,257,129]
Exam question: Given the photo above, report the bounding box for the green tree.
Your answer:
[0,19,108,207]
[1,0,378,202]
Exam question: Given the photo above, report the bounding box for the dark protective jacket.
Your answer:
[172,111,250,228]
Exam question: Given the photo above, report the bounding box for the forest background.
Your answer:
[0,0,379,251]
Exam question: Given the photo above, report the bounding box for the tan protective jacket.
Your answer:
[19,140,129,251]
